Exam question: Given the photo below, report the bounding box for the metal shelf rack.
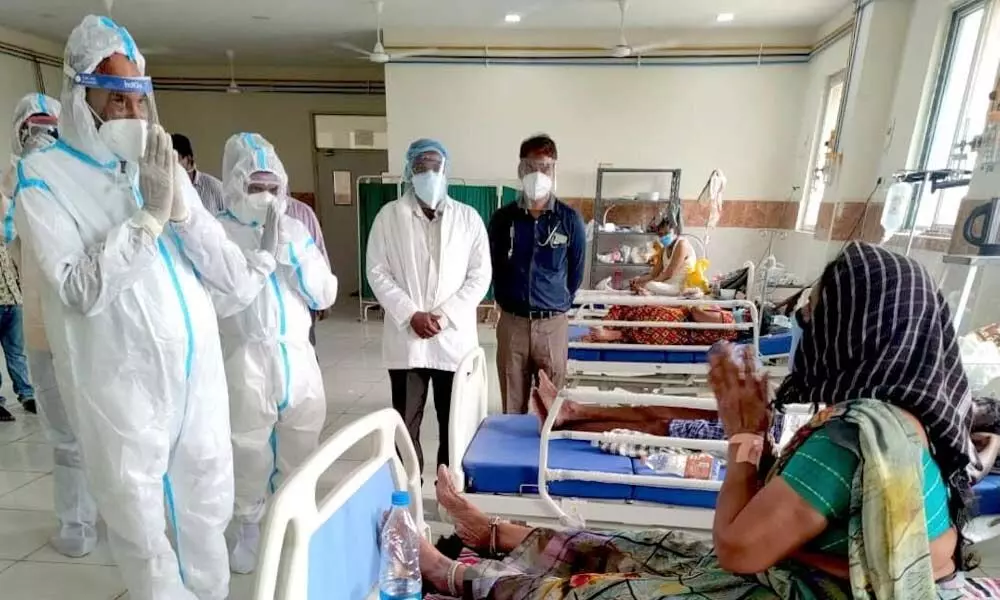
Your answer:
[588,167,682,288]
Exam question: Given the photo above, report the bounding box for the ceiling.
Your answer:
[0,0,851,65]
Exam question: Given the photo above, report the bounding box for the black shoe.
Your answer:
[0,405,13,422]
[21,399,36,414]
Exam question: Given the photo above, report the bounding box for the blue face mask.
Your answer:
[660,233,675,247]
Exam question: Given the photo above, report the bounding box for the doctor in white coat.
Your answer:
[366,138,491,473]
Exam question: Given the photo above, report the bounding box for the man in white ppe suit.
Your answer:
[366,138,491,474]
[13,16,277,600]
[0,93,100,558]
[215,133,338,574]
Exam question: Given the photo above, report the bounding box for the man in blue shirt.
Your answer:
[488,135,586,414]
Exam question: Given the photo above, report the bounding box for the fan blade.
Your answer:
[335,41,374,57]
[630,40,681,55]
[388,48,439,60]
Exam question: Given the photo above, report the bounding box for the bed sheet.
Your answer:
[462,415,1000,515]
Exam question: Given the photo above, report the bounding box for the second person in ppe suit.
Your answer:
[0,93,99,558]
[217,133,339,574]
[14,16,277,600]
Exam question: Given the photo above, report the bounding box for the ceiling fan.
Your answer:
[337,1,438,64]
[607,0,678,58]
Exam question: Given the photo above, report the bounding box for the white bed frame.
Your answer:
[254,409,424,600]
[567,261,790,392]
[448,347,811,533]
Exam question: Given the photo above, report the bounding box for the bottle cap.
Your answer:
[391,490,410,507]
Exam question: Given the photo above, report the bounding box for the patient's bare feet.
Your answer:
[534,371,579,429]
[420,535,461,592]
[436,465,490,549]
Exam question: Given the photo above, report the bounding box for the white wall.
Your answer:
[385,63,808,200]
[150,64,386,194]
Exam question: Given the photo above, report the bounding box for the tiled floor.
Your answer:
[1,309,998,598]
[0,309,501,599]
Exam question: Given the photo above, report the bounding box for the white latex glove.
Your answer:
[0,164,15,199]
[138,125,175,225]
[170,161,190,222]
[259,203,279,256]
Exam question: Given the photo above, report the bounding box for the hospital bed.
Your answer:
[253,409,424,600]
[448,347,1000,538]
[568,281,793,392]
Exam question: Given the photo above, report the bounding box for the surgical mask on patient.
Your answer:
[660,233,676,247]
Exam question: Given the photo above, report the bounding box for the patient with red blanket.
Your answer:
[583,304,738,346]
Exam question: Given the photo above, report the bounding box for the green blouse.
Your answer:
[779,428,951,554]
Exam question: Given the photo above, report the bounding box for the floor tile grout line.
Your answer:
[0,471,48,500]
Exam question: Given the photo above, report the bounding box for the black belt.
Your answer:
[507,309,564,320]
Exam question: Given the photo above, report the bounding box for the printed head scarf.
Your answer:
[775,242,977,541]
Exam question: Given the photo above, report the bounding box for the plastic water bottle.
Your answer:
[378,491,422,600]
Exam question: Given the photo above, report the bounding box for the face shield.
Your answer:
[518,156,557,202]
[73,70,158,163]
[19,115,59,155]
[405,150,448,209]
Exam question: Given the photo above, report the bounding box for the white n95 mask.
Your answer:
[98,119,148,163]
[411,171,445,208]
[521,172,554,201]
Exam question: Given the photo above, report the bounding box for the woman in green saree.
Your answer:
[417,242,993,599]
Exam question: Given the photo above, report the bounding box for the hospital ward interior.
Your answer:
[1,0,1000,598]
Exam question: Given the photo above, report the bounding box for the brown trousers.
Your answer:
[496,311,569,414]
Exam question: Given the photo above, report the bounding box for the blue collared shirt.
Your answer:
[488,196,586,314]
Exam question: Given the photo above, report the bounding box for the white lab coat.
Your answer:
[366,192,491,371]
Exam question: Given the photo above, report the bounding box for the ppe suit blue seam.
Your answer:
[54,140,118,171]
[268,429,278,494]
[288,243,320,310]
[156,239,195,381]
[37,94,48,114]
[241,133,267,171]
[167,227,203,282]
[99,17,137,62]
[162,474,186,584]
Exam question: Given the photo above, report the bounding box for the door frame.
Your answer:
[308,110,389,225]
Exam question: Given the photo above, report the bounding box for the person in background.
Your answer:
[15,16,277,599]
[0,93,99,556]
[488,134,586,414]
[172,132,225,215]
[0,138,34,419]
[285,193,330,346]
[629,209,696,296]
[215,133,338,574]
[366,138,491,473]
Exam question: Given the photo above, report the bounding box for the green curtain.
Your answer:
[357,182,401,300]
[358,183,501,302]
[501,186,520,206]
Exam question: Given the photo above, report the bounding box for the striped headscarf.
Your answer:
[775,242,977,542]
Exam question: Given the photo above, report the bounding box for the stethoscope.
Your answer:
[508,221,562,258]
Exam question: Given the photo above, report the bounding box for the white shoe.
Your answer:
[228,521,261,575]
[50,523,98,558]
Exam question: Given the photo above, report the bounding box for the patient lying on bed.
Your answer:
[583,304,738,346]
[529,370,741,439]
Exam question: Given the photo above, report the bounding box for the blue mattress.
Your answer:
[462,414,720,507]
[462,415,1000,515]
[568,327,792,363]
